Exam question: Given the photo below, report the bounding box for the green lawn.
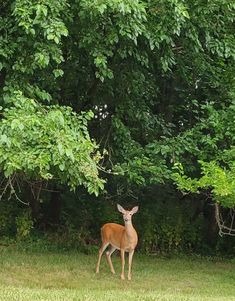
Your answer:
[0,247,234,301]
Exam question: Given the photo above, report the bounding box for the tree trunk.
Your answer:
[203,201,218,247]
[26,183,41,224]
[46,185,62,228]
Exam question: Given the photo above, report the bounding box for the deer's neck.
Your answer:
[124,221,136,237]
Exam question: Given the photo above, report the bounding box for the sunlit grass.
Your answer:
[0,247,234,301]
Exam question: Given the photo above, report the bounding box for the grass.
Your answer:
[0,246,234,301]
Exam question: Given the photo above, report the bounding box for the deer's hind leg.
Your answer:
[96,242,109,273]
[106,245,116,274]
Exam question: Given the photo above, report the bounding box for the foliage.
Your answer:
[1,0,234,189]
[1,0,68,103]
[0,0,235,251]
[15,210,34,239]
[0,198,17,236]
[173,161,235,208]
[172,101,235,208]
[0,91,105,194]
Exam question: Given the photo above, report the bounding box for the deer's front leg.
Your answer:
[120,249,125,280]
[128,250,134,280]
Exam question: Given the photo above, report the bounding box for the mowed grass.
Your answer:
[0,247,234,301]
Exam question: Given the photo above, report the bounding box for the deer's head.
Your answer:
[117,204,139,223]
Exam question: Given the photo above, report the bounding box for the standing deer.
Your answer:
[96,204,139,280]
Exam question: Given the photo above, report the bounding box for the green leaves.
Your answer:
[0,92,105,195]
[13,0,69,40]
[53,69,64,78]
[170,101,235,208]
[173,160,235,208]
[0,0,69,106]
[34,52,50,68]
[79,0,148,81]
[1,0,234,203]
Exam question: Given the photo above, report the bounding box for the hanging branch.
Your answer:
[215,203,235,236]
[0,174,29,206]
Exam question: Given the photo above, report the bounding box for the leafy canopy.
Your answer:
[0,0,235,201]
[172,102,235,208]
[0,91,105,195]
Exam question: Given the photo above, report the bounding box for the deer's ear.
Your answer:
[117,204,125,213]
[131,206,139,214]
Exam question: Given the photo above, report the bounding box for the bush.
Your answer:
[15,210,34,240]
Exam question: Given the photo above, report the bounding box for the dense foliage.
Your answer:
[0,0,234,253]
[0,92,105,193]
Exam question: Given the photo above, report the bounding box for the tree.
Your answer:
[0,0,235,247]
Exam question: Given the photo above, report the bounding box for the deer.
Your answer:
[96,204,139,280]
